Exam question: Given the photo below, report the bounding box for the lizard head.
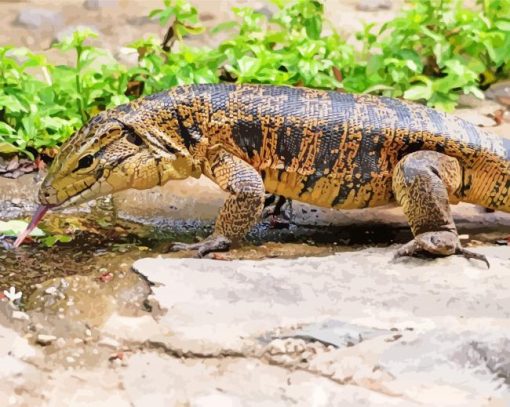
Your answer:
[38,106,201,209]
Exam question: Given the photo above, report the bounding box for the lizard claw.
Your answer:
[393,239,420,260]
[456,248,490,269]
[168,235,231,258]
[393,231,490,268]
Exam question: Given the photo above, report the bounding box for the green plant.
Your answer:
[0,30,131,158]
[352,0,510,110]
[1,0,510,160]
[52,29,130,121]
[0,219,73,247]
[149,0,205,42]
[0,47,77,157]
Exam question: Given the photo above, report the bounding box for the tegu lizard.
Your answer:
[14,84,510,264]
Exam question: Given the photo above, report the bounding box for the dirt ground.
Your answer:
[0,0,402,64]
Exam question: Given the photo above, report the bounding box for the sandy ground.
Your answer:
[1,0,510,406]
[0,0,402,64]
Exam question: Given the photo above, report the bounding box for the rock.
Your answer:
[198,12,215,22]
[131,249,510,403]
[55,337,66,348]
[36,334,57,346]
[97,337,120,349]
[14,8,63,30]
[485,80,510,107]
[126,16,153,26]
[83,0,118,10]
[100,313,162,344]
[10,336,39,360]
[356,0,392,11]
[53,25,101,43]
[0,323,43,404]
[119,353,409,406]
[276,320,390,348]
[11,311,30,321]
[255,6,274,19]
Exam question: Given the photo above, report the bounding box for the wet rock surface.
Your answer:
[1,248,509,405]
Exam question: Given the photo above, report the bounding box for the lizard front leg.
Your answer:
[170,148,265,257]
[392,151,489,267]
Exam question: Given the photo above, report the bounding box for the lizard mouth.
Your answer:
[13,179,104,248]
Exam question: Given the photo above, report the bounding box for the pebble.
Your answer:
[356,0,392,11]
[44,287,59,296]
[15,8,63,30]
[98,337,120,349]
[83,0,118,10]
[36,334,57,346]
[55,338,66,348]
[11,311,29,321]
[126,16,152,26]
[485,81,510,107]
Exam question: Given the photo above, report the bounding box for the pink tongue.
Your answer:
[12,205,50,248]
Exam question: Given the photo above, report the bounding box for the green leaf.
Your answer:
[0,122,16,135]
[0,220,45,237]
[237,56,259,75]
[495,20,510,31]
[305,17,322,39]
[40,234,73,247]
[211,21,239,34]
[0,142,18,153]
[363,84,395,94]
[404,84,433,101]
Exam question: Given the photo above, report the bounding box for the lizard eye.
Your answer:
[126,132,143,146]
[76,154,94,170]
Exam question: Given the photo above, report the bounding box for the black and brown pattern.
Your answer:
[38,84,510,258]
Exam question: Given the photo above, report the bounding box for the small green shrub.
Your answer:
[354,0,510,110]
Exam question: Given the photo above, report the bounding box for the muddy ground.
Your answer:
[1,0,510,406]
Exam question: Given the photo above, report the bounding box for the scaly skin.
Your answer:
[39,84,510,260]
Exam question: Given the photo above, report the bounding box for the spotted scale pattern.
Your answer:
[162,84,510,212]
[40,83,510,254]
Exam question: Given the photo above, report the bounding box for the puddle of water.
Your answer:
[1,207,508,310]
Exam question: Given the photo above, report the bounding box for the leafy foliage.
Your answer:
[0,0,509,158]
[356,0,510,110]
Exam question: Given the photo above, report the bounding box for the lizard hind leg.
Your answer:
[392,151,489,267]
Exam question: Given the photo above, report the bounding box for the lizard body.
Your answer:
[38,84,510,259]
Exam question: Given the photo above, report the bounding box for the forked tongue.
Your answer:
[12,205,50,248]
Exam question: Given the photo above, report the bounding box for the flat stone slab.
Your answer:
[133,247,510,404]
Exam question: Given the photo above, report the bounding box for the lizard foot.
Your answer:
[394,231,489,268]
[168,235,231,258]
